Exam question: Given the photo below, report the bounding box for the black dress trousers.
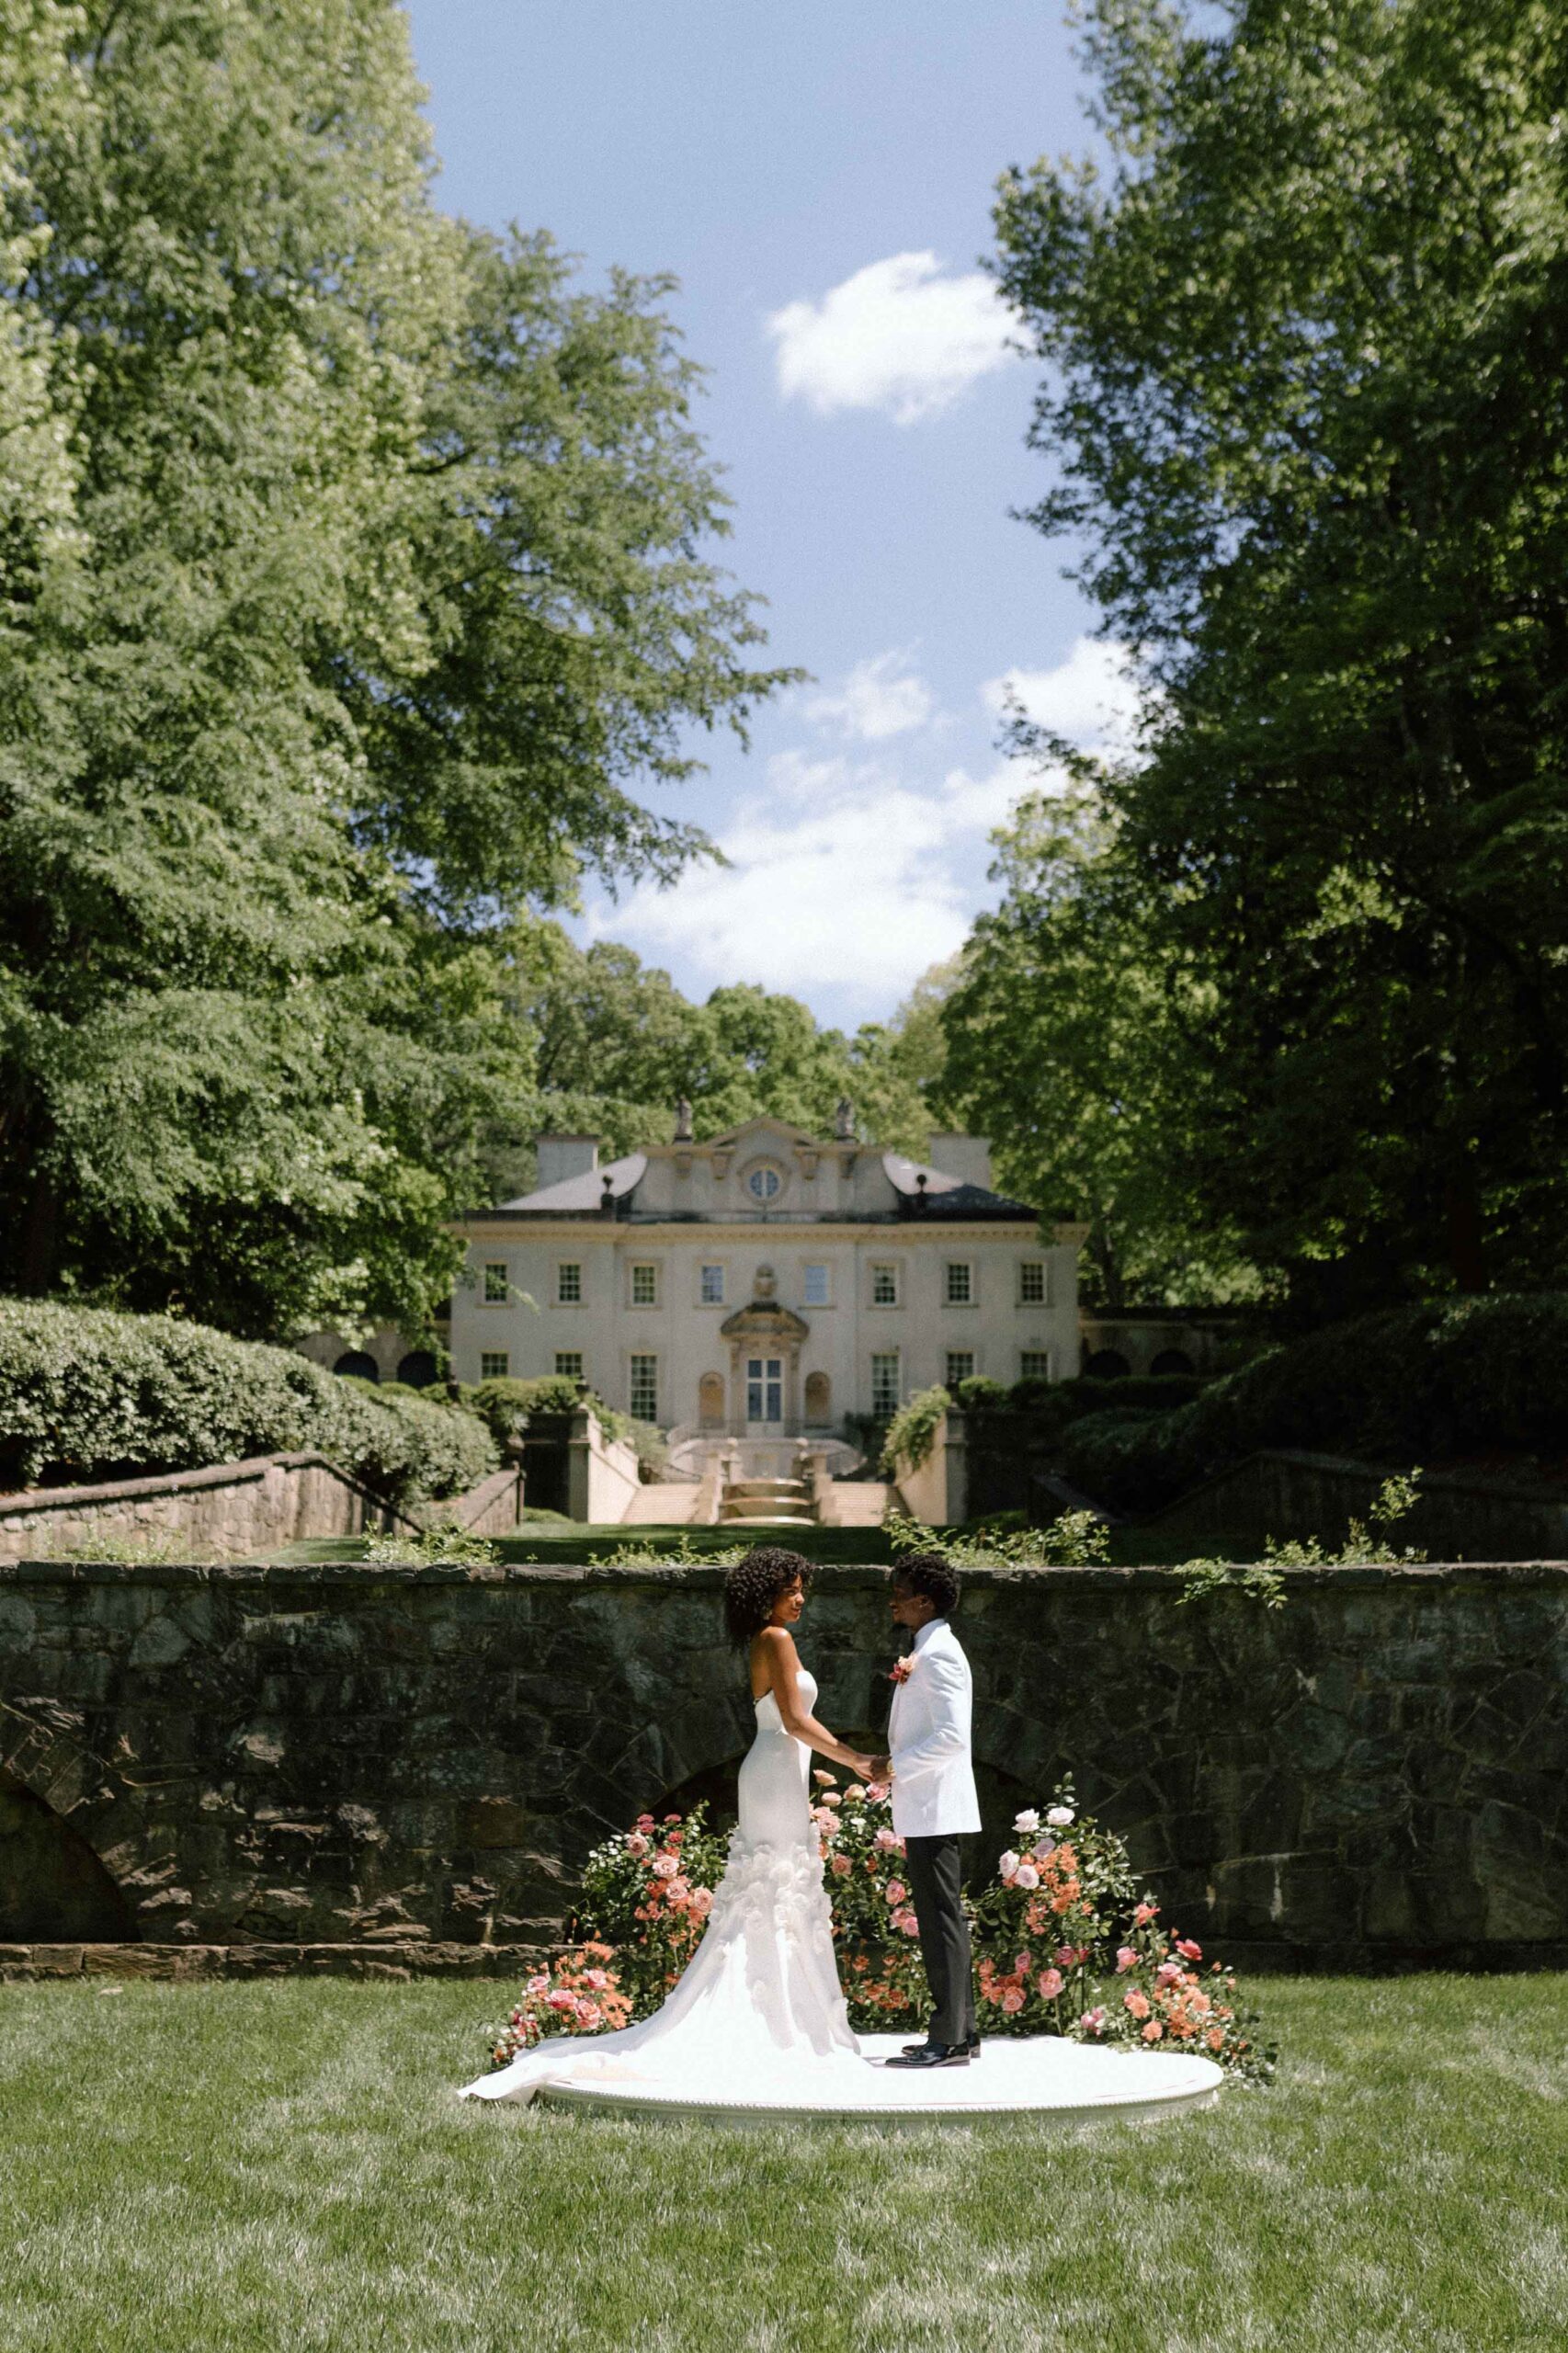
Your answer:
[902,1832,976,2047]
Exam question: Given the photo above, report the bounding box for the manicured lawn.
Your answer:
[4,1977,1565,2350]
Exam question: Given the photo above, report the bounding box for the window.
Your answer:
[483,1260,508,1304]
[554,1352,584,1381]
[746,1165,782,1203]
[802,1263,830,1306]
[1019,1350,1052,1383]
[480,1350,509,1381]
[556,1261,582,1304]
[945,1351,975,1389]
[629,1354,659,1423]
[631,1262,658,1307]
[870,1264,899,1307]
[1018,1259,1047,1305]
[945,1261,973,1305]
[870,1353,901,1416]
[699,1263,725,1305]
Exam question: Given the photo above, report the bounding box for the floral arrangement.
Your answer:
[571,1802,729,2017]
[487,1780,1274,2085]
[808,1769,927,2029]
[483,1941,631,2066]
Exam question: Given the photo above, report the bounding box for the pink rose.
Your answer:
[1176,1936,1202,1961]
[1038,1968,1064,2000]
[1014,1862,1040,1891]
[525,1973,550,1997]
[893,1909,920,1936]
[667,1877,691,1903]
[1133,1901,1158,1927]
[874,1827,900,1850]
[830,1853,852,1878]
[822,1790,842,1808]
[1014,1951,1031,1975]
[998,1850,1021,1880]
[547,1988,576,2011]
[664,1813,680,1824]
[865,1781,889,1802]
[813,1769,837,1787]
[635,1813,656,1830]
[846,1783,866,1800]
[652,1855,678,1879]
[690,1888,713,1917]
[1116,1946,1138,1972]
[1032,1840,1056,1865]
[584,1968,609,1990]
[575,2000,601,2029]
[626,1833,649,1859]
[1001,1988,1025,2014]
[884,1880,907,1905]
[1155,1960,1184,1987]
[1079,2006,1107,2034]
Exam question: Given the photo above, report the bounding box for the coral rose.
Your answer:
[1142,2018,1164,2042]
[1002,1988,1025,2014]
[830,1853,852,1878]
[1123,1989,1151,2018]
[1038,1968,1064,2000]
[883,1880,907,1905]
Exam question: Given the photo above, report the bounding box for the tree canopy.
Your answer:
[982,0,1568,1312]
[0,0,790,1336]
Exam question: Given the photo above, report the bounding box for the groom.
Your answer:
[876,1553,982,2069]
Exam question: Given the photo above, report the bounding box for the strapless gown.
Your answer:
[460,1668,865,2105]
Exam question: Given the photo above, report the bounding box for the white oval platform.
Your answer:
[523,2034,1223,2129]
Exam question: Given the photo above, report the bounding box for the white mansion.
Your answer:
[447,1114,1085,1437]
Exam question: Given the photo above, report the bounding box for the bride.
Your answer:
[460,1547,878,2106]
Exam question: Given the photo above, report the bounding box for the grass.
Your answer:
[4,1977,1566,2350]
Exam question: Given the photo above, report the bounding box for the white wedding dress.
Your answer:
[460,1667,868,2109]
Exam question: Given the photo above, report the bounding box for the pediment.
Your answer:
[720,1299,811,1342]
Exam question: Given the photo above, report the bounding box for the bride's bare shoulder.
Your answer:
[749,1623,796,1694]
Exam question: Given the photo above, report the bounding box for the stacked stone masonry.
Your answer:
[3,1559,1566,1974]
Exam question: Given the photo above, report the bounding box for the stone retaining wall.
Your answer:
[0,1452,417,1563]
[3,1557,1567,1972]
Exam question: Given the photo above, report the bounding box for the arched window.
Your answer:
[396,1351,438,1390]
[746,1164,783,1203]
[1084,1348,1131,1381]
[333,1350,379,1382]
[1150,1348,1195,1378]
[803,1370,831,1426]
[698,1371,726,1427]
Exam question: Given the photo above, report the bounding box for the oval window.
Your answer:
[747,1165,782,1202]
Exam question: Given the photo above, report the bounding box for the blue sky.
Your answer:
[403,2,1131,1030]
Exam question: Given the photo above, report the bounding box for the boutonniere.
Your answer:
[889,1655,915,1686]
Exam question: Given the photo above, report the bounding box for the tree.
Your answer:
[940,780,1252,1307]
[0,0,789,1335]
[994,0,1568,1309]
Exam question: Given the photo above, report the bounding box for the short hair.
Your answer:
[723,1546,813,1645]
[892,1552,959,1618]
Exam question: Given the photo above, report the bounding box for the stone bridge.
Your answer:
[3,1558,1566,1973]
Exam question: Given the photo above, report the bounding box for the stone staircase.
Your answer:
[718,1474,815,1529]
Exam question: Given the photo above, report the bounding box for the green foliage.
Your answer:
[596,1533,745,1568]
[0,1300,495,1501]
[1056,1294,1568,1515]
[889,1508,1112,1569]
[878,1384,951,1477]
[0,0,791,1336]
[361,1523,499,1569]
[992,0,1568,1307]
[1175,1472,1426,1608]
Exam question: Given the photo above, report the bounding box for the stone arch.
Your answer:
[803,1370,832,1426]
[1084,1347,1131,1381]
[334,1349,380,1381]
[396,1349,438,1389]
[0,1702,145,1939]
[1151,1347,1195,1378]
[698,1370,725,1428]
[0,1769,136,1940]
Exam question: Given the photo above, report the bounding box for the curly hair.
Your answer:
[723,1546,812,1645]
[891,1552,959,1618]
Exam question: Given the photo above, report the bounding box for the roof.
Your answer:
[490,1153,647,1215]
[881,1153,1039,1222]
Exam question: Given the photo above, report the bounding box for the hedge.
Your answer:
[0,1302,497,1501]
[1054,1293,1568,1516]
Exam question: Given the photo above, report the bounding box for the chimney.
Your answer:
[535,1133,599,1188]
[926,1133,993,1191]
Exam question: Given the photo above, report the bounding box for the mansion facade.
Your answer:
[448,1117,1085,1438]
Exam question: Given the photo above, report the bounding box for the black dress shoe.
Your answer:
[901,2033,981,2060]
[885,2040,971,2069]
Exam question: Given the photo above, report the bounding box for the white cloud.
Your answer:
[982,635,1144,753]
[805,651,935,742]
[593,751,1026,1008]
[767,251,1017,425]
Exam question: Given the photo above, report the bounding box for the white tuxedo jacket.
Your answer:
[888,1616,981,1839]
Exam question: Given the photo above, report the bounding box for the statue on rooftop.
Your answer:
[834,1096,856,1141]
[674,1096,694,1142]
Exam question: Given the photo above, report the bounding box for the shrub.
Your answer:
[0,1300,496,1502]
[461,1373,635,1451]
[879,1384,952,1476]
[1056,1293,1568,1515]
